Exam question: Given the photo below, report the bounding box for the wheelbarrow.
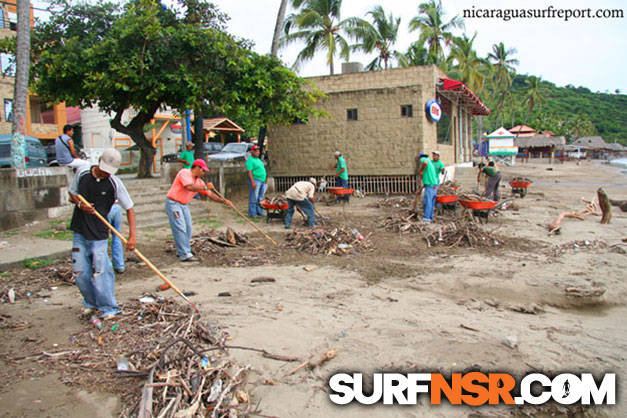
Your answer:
[326,186,354,205]
[459,199,499,223]
[509,179,532,198]
[260,199,289,223]
[436,194,458,215]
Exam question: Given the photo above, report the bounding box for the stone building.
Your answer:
[268,65,489,193]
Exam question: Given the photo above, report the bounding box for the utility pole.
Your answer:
[11,0,31,169]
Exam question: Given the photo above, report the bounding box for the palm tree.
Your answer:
[281,0,369,75]
[271,0,290,56]
[487,42,519,88]
[398,42,430,67]
[352,5,401,71]
[11,0,31,169]
[408,0,464,64]
[449,33,487,94]
[522,76,545,123]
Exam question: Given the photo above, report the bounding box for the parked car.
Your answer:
[0,134,48,168]
[208,142,253,162]
[204,142,223,155]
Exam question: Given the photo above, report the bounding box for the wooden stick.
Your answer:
[597,188,612,224]
[76,195,199,313]
[210,190,278,246]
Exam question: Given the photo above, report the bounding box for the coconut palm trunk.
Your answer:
[11,0,31,169]
[271,0,288,56]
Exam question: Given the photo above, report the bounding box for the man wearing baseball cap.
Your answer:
[245,145,267,218]
[431,151,445,184]
[67,148,136,319]
[284,177,318,229]
[165,159,232,262]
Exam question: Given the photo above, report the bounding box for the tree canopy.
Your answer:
[13,0,323,177]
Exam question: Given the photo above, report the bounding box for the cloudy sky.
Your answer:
[209,0,626,94]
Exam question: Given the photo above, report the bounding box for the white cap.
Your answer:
[99,149,122,175]
[334,151,341,156]
[432,150,440,155]
[308,177,317,185]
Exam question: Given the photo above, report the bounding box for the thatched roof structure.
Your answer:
[514,136,566,148]
[571,136,607,149]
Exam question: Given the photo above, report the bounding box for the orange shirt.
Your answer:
[166,169,205,205]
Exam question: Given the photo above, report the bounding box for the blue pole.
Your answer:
[185,110,192,143]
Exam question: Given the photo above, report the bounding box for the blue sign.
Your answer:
[425,100,442,122]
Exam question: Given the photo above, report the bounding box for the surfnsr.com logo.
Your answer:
[329,372,615,406]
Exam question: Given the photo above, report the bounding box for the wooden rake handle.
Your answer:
[76,195,199,313]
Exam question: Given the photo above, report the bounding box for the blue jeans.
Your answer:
[107,204,124,271]
[336,177,349,202]
[422,185,437,221]
[72,232,119,316]
[165,198,193,260]
[285,198,315,228]
[248,178,267,217]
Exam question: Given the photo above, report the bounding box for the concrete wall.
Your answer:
[268,65,453,177]
[162,161,250,199]
[0,167,72,231]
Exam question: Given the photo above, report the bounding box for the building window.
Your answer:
[347,108,358,121]
[8,11,16,31]
[436,96,451,145]
[4,99,12,122]
[0,8,5,29]
[401,105,413,117]
[1,53,15,77]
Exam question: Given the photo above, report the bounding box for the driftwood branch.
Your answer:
[597,188,612,224]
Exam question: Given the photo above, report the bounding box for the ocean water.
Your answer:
[609,158,627,169]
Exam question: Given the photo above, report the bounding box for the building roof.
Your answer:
[571,136,607,148]
[202,118,245,133]
[605,143,626,151]
[509,125,536,133]
[486,127,515,138]
[438,78,490,116]
[514,136,566,148]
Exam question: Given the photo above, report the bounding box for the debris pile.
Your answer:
[437,180,459,196]
[285,227,374,255]
[264,195,288,207]
[166,228,249,258]
[457,193,493,202]
[510,176,532,183]
[0,263,74,303]
[548,239,627,256]
[370,196,414,209]
[379,212,425,234]
[35,297,251,417]
[423,217,503,248]
[381,212,503,248]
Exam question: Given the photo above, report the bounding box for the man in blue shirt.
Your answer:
[55,125,90,170]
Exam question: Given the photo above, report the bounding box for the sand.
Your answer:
[0,159,625,417]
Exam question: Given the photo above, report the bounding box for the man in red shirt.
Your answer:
[165,159,232,262]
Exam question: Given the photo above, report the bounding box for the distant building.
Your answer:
[514,135,566,163]
[571,136,626,159]
[509,125,536,137]
[0,0,73,144]
[268,65,490,193]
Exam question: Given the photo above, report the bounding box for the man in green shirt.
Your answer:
[177,142,195,169]
[416,153,438,222]
[245,145,267,217]
[431,150,445,184]
[477,161,502,201]
[332,151,349,202]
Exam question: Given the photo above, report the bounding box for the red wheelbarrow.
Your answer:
[459,199,499,223]
[326,186,354,205]
[436,194,458,215]
[260,199,289,223]
[509,179,532,198]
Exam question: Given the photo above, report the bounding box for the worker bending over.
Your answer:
[284,178,318,229]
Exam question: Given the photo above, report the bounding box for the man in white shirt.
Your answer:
[284,178,318,229]
[55,124,90,170]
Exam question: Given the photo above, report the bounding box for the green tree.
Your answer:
[408,0,464,64]
[281,0,369,75]
[521,76,545,123]
[449,33,486,94]
[25,0,321,177]
[487,42,519,88]
[352,5,401,70]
